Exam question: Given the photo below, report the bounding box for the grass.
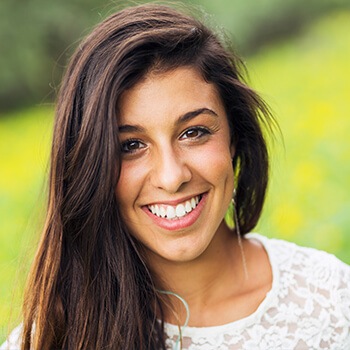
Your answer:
[0,106,53,342]
[1,10,350,344]
[249,11,350,263]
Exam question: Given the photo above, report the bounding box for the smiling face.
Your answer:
[115,67,235,265]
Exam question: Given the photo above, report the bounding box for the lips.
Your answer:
[143,193,207,231]
[147,195,201,220]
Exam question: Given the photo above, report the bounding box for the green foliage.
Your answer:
[250,11,350,263]
[0,0,108,110]
[1,0,349,111]
[0,106,53,341]
[190,0,349,54]
[1,9,350,343]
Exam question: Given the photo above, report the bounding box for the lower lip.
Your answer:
[142,193,208,231]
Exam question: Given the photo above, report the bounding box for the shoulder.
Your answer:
[249,233,350,347]
[247,234,350,306]
[249,233,350,282]
[262,234,350,286]
[253,235,350,326]
[0,324,22,350]
[274,237,350,318]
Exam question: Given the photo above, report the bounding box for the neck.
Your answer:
[148,223,247,325]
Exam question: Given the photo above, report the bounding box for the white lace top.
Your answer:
[164,234,350,350]
[2,234,350,350]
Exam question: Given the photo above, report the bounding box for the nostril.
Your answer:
[152,157,192,193]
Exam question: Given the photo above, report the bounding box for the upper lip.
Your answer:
[143,192,205,207]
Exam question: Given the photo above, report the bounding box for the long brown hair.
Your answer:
[22,3,274,349]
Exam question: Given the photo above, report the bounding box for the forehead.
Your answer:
[118,67,226,126]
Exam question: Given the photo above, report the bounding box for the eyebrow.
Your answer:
[118,107,218,133]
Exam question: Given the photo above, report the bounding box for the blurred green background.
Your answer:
[1,0,349,343]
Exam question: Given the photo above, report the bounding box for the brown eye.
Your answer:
[121,139,146,153]
[185,129,200,138]
[180,127,210,140]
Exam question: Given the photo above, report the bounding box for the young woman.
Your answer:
[2,3,350,350]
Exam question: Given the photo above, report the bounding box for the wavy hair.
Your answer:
[22,3,274,349]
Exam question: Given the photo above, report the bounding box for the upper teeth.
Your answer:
[148,196,200,220]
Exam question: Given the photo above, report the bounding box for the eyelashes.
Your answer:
[120,139,146,154]
[120,126,212,155]
[179,126,211,140]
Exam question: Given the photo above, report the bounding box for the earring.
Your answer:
[232,188,249,279]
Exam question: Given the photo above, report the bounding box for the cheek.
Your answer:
[196,141,234,181]
[115,161,145,208]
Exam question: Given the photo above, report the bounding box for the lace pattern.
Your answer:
[165,234,350,350]
[1,235,349,350]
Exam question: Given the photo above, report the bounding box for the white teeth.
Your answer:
[160,206,166,218]
[166,206,176,219]
[175,204,186,217]
[185,201,192,213]
[190,197,196,209]
[148,195,202,220]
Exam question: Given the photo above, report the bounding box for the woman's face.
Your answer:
[115,67,235,264]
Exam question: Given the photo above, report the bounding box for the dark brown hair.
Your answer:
[22,3,273,349]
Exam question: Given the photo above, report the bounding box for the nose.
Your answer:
[151,146,192,193]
